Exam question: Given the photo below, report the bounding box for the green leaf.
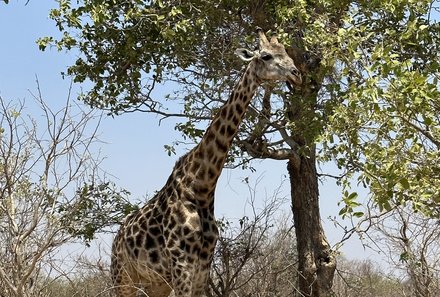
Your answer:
[338,207,347,216]
[400,251,409,262]
[352,212,364,218]
[399,178,410,190]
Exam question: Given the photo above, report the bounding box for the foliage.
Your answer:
[319,1,440,216]
[42,0,440,217]
[38,0,248,113]
[59,182,136,243]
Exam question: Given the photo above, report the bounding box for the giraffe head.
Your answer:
[235,29,302,86]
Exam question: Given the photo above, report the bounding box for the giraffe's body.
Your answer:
[111,30,301,297]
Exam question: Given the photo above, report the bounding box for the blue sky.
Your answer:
[0,1,374,261]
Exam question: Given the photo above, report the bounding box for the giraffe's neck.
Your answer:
[174,63,260,201]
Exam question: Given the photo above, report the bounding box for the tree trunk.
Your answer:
[288,148,336,297]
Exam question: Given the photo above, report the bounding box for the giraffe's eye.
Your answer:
[261,54,273,61]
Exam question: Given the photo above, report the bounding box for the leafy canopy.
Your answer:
[42,0,440,216]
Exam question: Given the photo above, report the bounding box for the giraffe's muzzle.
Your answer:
[287,68,302,86]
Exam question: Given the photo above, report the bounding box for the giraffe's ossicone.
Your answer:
[111,29,301,297]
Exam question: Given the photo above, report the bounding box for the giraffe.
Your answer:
[111,29,301,297]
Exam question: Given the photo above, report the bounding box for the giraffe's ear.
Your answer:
[235,48,256,61]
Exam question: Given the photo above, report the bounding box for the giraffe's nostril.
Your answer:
[291,68,301,77]
[287,68,302,85]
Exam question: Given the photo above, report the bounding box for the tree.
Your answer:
[41,1,440,296]
[371,206,440,297]
[208,179,296,297]
[333,257,406,297]
[0,86,131,297]
[41,246,114,297]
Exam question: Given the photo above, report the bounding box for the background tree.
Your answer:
[40,0,440,296]
[371,206,440,297]
[332,257,407,297]
[40,246,114,297]
[207,179,296,297]
[0,86,131,297]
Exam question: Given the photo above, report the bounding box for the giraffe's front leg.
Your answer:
[171,250,212,297]
[191,267,211,296]
[171,261,196,297]
[169,236,204,297]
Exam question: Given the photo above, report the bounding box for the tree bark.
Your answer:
[288,149,336,297]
